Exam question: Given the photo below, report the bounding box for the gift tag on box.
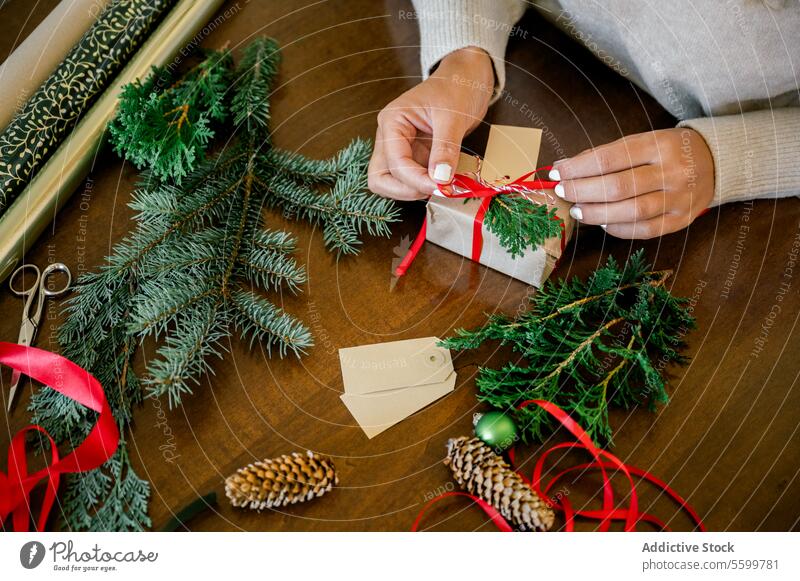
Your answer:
[480,124,542,183]
[339,337,455,438]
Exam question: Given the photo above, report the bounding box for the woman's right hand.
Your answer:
[368,47,495,200]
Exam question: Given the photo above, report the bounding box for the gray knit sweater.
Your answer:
[410,0,800,206]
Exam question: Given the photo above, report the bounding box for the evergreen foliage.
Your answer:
[108,49,232,182]
[483,193,562,258]
[441,250,695,446]
[30,37,398,531]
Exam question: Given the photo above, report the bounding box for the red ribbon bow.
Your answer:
[0,342,119,531]
[412,399,705,532]
[395,166,561,277]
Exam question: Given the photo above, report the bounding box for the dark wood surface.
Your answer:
[1,0,798,532]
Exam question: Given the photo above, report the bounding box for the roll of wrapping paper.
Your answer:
[0,0,227,282]
[0,0,113,131]
[0,0,176,215]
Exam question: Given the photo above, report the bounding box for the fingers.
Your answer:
[550,133,659,180]
[368,128,428,201]
[555,129,715,239]
[555,165,665,204]
[428,110,466,184]
[601,214,688,240]
[410,136,432,167]
[379,111,436,194]
[569,190,670,225]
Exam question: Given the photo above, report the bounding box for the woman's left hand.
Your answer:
[549,128,715,239]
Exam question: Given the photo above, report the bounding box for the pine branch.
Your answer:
[237,241,307,293]
[255,161,399,254]
[230,287,313,355]
[442,250,695,446]
[259,137,373,184]
[33,36,397,531]
[146,303,229,408]
[231,36,280,135]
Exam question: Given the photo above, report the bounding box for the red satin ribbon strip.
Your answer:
[412,399,705,532]
[0,342,119,532]
[394,166,560,277]
[411,491,513,532]
[394,216,427,277]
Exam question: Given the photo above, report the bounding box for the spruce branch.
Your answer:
[442,250,695,446]
[31,36,397,531]
[230,36,280,133]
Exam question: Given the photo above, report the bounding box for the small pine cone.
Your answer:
[225,451,338,511]
[444,436,555,531]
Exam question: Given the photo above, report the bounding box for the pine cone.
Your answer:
[445,436,555,531]
[225,451,338,510]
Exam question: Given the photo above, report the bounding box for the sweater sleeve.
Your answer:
[678,108,800,206]
[409,0,527,101]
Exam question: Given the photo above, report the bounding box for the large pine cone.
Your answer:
[445,436,555,531]
[225,451,338,510]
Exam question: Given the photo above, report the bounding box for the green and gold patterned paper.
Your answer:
[0,0,175,215]
[0,0,227,284]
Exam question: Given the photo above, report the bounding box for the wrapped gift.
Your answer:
[396,125,574,287]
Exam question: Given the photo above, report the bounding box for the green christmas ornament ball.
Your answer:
[474,411,519,451]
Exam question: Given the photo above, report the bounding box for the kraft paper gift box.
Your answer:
[426,125,574,287]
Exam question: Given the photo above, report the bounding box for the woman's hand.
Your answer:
[368,47,494,200]
[550,128,715,239]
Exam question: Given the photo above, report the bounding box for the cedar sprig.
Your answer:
[108,49,232,182]
[483,194,562,258]
[30,36,398,532]
[442,250,695,446]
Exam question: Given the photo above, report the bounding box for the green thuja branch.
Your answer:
[483,194,562,258]
[442,250,695,446]
[30,36,398,531]
[108,49,232,182]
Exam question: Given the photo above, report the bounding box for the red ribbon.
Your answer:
[412,400,705,532]
[395,166,561,277]
[0,342,119,531]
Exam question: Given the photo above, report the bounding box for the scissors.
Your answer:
[6,262,72,412]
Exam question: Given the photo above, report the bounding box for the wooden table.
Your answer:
[2,0,798,532]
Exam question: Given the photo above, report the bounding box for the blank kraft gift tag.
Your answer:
[480,124,543,183]
[339,337,455,438]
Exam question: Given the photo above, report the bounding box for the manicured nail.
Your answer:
[554,183,565,198]
[432,163,452,183]
[570,206,583,220]
[548,168,561,181]
[431,187,445,197]
[600,224,607,229]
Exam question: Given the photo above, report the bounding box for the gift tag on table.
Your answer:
[339,337,456,438]
[340,374,456,439]
[339,336,452,395]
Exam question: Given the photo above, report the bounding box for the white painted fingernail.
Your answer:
[432,187,445,197]
[600,224,607,229]
[570,206,583,220]
[548,168,561,181]
[554,183,565,198]
[432,163,452,183]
